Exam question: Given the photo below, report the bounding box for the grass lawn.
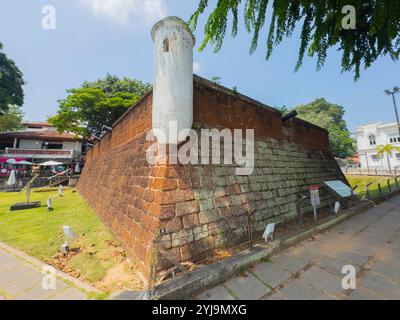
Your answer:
[345,175,395,199]
[0,188,144,294]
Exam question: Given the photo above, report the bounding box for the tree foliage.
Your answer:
[49,74,151,137]
[0,42,25,115]
[0,105,23,132]
[189,0,400,79]
[294,98,355,158]
[376,143,400,172]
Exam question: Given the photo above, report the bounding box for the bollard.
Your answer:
[378,183,382,197]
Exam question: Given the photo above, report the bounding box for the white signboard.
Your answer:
[262,223,275,242]
[309,185,320,207]
[63,226,76,239]
[334,201,341,214]
[324,180,352,198]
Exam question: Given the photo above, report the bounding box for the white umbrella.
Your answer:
[74,162,80,173]
[16,160,33,166]
[6,158,17,164]
[39,161,64,166]
[7,169,16,186]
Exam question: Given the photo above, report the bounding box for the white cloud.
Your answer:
[193,62,202,73]
[80,0,167,27]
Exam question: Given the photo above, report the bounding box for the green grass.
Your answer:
[0,188,131,290]
[346,175,395,199]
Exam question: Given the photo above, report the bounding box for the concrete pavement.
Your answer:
[0,242,99,300]
[196,196,400,300]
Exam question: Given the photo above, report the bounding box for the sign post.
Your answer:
[309,185,320,222]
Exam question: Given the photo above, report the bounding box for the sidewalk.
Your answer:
[0,242,99,300]
[196,196,400,300]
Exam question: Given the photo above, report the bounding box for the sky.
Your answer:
[0,0,399,132]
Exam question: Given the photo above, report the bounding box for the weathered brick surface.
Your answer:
[78,77,348,280]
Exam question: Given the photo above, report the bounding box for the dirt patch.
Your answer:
[95,260,145,292]
[46,240,145,293]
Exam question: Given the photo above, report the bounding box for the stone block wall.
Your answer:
[78,76,348,279]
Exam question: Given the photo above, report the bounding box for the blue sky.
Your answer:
[0,0,399,132]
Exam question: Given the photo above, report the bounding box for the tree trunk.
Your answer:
[387,154,392,173]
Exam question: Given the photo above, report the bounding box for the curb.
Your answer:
[113,200,374,300]
[0,242,100,295]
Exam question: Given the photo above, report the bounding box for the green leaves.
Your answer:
[294,98,355,158]
[0,105,23,131]
[190,0,400,80]
[0,42,25,115]
[50,75,151,137]
[376,144,400,157]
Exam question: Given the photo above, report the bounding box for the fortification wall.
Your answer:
[78,78,347,278]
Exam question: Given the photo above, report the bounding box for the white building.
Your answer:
[355,122,400,171]
[0,122,86,166]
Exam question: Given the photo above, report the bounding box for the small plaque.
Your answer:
[324,180,352,198]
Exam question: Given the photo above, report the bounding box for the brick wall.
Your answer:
[78,76,347,279]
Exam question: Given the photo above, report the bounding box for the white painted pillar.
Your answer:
[151,16,195,144]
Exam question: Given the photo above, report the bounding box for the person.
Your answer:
[7,169,16,190]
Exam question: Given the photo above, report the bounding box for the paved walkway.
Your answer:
[0,242,99,300]
[196,196,400,300]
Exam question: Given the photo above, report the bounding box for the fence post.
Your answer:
[378,183,382,197]
[297,194,308,225]
[246,209,255,251]
[387,179,392,192]
[366,182,373,200]
[395,175,400,189]
[351,185,358,206]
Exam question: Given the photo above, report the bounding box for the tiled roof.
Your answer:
[21,121,54,127]
[0,130,81,141]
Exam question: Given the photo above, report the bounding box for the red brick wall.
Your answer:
[78,77,345,279]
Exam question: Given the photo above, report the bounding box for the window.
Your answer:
[369,135,376,146]
[163,38,169,52]
[371,154,381,162]
[389,133,400,144]
[42,141,62,149]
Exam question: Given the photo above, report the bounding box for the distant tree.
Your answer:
[273,105,289,114]
[49,74,151,137]
[376,144,400,173]
[0,42,25,115]
[211,76,222,85]
[0,105,23,131]
[190,0,400,80]
[294,98,355,158]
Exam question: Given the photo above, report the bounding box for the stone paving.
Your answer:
[0,242,99,300]
[196,196,400,300]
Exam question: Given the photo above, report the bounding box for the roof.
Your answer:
[21,121,54,127]
[0,130,81,142]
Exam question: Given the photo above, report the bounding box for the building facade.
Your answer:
[0,121,86,176]
[355,122,400,171]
